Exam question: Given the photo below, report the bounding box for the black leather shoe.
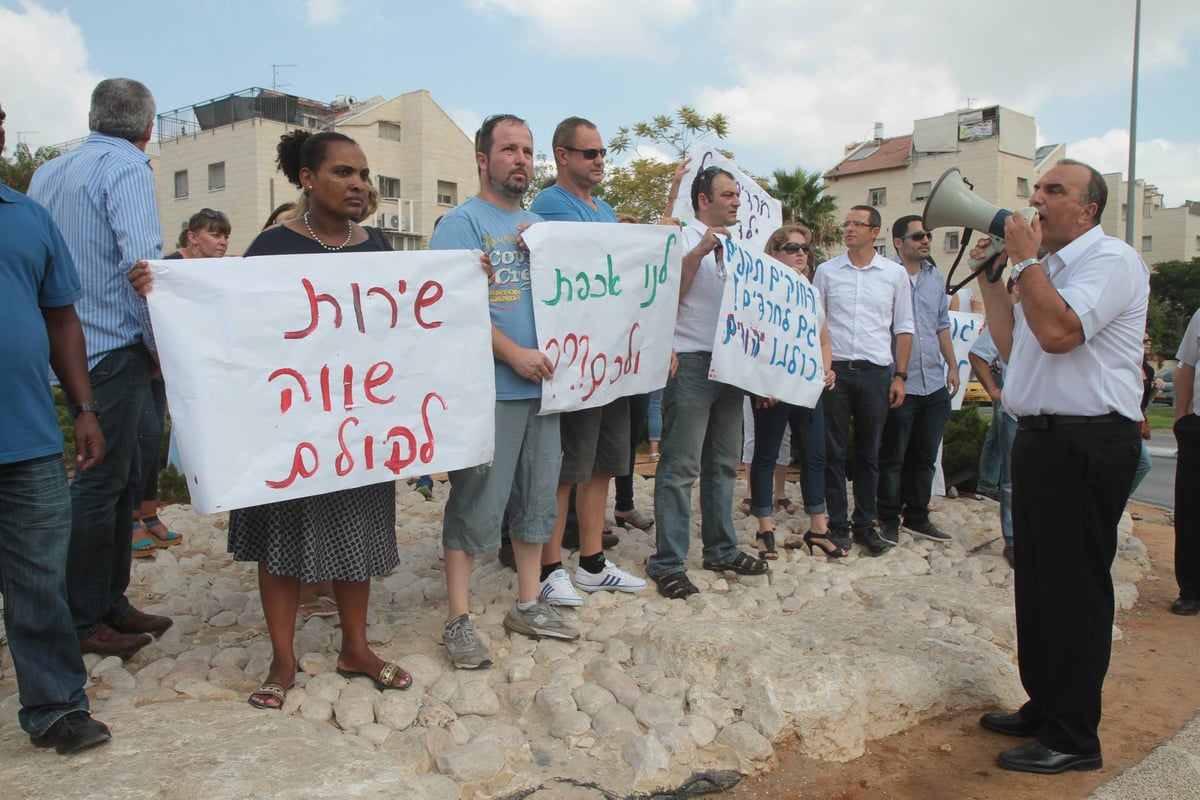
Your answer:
[903,520,952,542]
[997,740,1102,774]
[1171,597,1200,616]
[879,522,900,545]
[31,711,111,755]
[980,711,1039,738]
[854,528,895,555]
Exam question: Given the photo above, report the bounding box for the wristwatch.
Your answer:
[74,401,101,418]
[894,371,908,381]
[1010,258,1039,283]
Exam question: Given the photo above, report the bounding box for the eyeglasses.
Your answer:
[900,231,933,241]
[562,146,607,160]
[841,220,875,229]
[1143,338,1152,344]
[779,242,810,254]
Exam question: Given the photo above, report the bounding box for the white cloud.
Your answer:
[0,2,100,151]
[1068,130,1200,206]
[468,0,700,58]
[306,0,347,26]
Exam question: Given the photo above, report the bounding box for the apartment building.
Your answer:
[154,87,477,253]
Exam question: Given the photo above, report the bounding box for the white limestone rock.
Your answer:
[435,741,506,782]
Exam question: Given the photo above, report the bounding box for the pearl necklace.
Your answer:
[303,212,353,251]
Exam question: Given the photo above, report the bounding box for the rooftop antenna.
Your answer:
[965,98,977,109]
[271,64,296,92]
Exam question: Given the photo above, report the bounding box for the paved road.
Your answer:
[1134,430,1177,509]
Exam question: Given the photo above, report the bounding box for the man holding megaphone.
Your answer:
[968,159,1148,775]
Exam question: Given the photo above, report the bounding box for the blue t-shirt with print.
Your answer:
[529,184,617,224]
[431,196,543,400]
[0,182,83,465]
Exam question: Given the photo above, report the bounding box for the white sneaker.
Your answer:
[574,561,647,593]
[539,568,583,606]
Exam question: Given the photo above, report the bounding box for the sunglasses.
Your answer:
[900,231,933,241]
[562,146,607,159]
[779,242,810,254]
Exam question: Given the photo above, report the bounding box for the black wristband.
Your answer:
[74,401,101,418]
[894,371,908,381]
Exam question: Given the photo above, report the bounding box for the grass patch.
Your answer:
[1147,405,1176,431]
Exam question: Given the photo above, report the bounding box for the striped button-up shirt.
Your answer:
[28,132,160,369]
[899,260,951,396]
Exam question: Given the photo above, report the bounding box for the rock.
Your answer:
[335,693,377,730]
[305,671,349,702]
[435,742,506,782]
[418,698,457,728]
[535,684,577,714]
[592,703,641,739]
[573,683,616,716]
[301,696,334,722]
[594,667,641,708]
[550,710,592,739]
[375,692,421,731]
[90,655,124,678]
[173,679,238,700]
[653,723,697,764]
[683,715,718,747]
[622,733,671,783]
[632,692,684,728]
[716,721,775,762]
[357,722,392,746]
[448,680,499,717]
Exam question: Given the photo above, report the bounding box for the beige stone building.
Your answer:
[821,104,1200,272]
[153,87,477,253]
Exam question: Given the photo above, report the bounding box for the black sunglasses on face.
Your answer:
[779,242,810,254]
[562,146,607,159]
[900,231,933,241]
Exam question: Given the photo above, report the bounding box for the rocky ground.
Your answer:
[0,476,1150,799]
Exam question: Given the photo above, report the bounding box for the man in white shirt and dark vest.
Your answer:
[974,159,1147,774]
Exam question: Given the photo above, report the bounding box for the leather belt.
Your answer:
[831,360,887,371]
[1017,412,1129,430]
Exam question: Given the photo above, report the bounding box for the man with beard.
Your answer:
[431,114,578,670]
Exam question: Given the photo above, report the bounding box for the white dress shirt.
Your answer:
[813,251,914,366]
[673,223,727,354]
[1003,224,1149,419]
[1176,308,1200,417]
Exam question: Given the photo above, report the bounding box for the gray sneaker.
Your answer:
[442,613,493,669]
[503,599,580,640]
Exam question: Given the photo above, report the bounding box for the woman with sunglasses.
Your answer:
[130,208,232,558]
[746,225,843,558]
[129,130,414,708]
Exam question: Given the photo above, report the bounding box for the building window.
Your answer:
[1142,236,1152,252]
[944,231,960,252]
[208,162,225,191]
[378,121,402,142]
[1016,177,1030,197]
[1195,235,1200,252]
[869,187,887,206]
[378,176,401,198]
[1143,201,1154,219]
[911,181,931,201]
[437,180,457,206]
[174,170,188,199]
[873,239,887,256]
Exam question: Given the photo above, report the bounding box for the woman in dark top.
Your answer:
[1131,332,1162,497]
[131,130,412,708]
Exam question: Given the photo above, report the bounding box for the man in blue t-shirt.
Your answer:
[0,100,111,755]
[528,117,647,606]
[432,114,578,669]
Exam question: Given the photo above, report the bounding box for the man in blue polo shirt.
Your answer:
[0,100,111,755]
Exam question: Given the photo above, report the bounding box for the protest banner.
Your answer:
[145,250,496,514]
[524,221,682,413]
[669,148,782,255]
[708,236,826,408]
[949,311,985,410]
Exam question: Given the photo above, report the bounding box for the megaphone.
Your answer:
[922,167,1036,292]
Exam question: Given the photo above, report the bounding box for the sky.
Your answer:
[3,0,1200,206]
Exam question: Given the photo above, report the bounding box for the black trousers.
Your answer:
[1011,419,1139,755]
[1175,414,1200,600]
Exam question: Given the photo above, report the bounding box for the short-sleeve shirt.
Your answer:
[430,197,543,400]
[1002,225,1148,419]
[813,252,914,367]
[1177,308,1200,417]
[673,223,728,353]
[530,184,617,224]
[0,181,83,465]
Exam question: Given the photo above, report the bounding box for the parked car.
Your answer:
[963,379,992,405]
[1154,367,1174,407]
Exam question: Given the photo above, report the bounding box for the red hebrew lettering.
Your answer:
[266,442,319,488]
[284,278,343,339]
[414,281,444,329]
[336,417,358,476]
[319,365,332,412]
[420,392,447,462]
[267,368,310,413]
[342,364,354,411]
[363,362,396,404]
[350,283,366,333]
[384,426,418,474]
[367,286,399,328]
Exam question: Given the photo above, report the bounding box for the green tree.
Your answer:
[521,152,556,210]
[0,142,60,193]
[595,158,679,223]
[1148,256,1200,356]
[608,105,731,161]
[769,166,840,261]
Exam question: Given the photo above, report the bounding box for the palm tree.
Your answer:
[770,167,839,260]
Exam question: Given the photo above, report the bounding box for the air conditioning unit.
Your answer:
[378,213,401,231]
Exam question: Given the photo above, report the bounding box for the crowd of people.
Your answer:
[0,77,1189,781]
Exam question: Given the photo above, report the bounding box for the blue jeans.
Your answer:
[134,376,167,506]
[750,398,826,517]
[977,400,1005,495]
[823,365,891,533]
[1129,439,1152,497]
[996,411,1017,544]
[646,388,664,443]
[0,454,90,737]
[878,387,951,527]
[648,353,743,576]
[68,345,151,637]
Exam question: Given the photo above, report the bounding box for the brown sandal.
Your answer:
[336,662,413,691]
